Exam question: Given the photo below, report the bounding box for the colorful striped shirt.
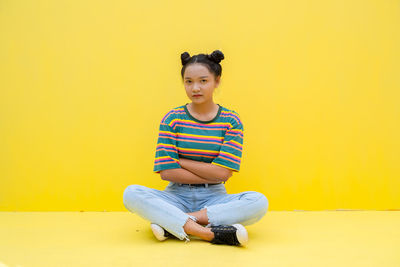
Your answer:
[153,103,244,174]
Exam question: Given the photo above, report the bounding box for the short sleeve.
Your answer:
[211,118,244,172]
[153,120,182,173]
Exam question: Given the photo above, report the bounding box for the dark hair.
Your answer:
[180,50,225,80]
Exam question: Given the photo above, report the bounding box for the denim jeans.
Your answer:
[123,182,269,242]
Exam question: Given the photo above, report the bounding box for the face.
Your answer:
[183,63,220,104]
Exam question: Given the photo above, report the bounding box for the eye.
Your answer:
[201,79,207,82]
[186,80,192,84]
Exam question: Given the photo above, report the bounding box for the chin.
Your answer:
[192,99,206,104]
[191,98,201,102]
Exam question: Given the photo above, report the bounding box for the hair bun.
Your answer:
[208,50,224,64]
[181,52,191,65]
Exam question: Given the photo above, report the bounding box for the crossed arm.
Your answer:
[159,157,233,184]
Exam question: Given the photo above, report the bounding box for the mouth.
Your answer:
[193,95,202,97]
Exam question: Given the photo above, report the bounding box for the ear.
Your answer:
[215,75,221,87]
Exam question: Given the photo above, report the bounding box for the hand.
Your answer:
[178,157,186,167]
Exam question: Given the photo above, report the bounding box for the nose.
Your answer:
[193,82,201,91]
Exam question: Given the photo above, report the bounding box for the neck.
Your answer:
[188,100,218,114]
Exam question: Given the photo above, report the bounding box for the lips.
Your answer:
[193,95,202,97]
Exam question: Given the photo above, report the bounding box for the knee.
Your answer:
[123,184,145,206]
[250,192,269,215]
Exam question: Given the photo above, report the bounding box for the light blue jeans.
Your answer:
[123,182,269,242]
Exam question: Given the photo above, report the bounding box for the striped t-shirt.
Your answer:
[153,103,244,174]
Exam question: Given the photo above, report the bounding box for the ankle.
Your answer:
[202,228,215,241]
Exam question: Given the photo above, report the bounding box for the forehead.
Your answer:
[184,64,212,78]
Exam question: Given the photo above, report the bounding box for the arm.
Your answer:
[178,157,232,182]
[160,168,223,184]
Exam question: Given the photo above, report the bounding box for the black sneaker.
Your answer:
[150,223,174,241]
[210,223,248,246]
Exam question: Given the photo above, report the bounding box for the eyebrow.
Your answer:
[185,76,209,80]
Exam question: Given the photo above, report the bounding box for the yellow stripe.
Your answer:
[176,132,224,140]
[159,130,177,135]
[179,147,220,153]
[211,162,239,171]
[229,140,243,146]
[220,151,241,161]
[155,156,178,161]
[156,143,177,148]
[155,156,170,159]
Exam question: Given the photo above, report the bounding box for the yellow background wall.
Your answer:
[0,0,399,211]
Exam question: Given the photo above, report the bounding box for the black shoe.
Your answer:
[210,223,248,246]
[150,223,174,241]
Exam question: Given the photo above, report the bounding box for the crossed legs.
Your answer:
[183,208,214,241]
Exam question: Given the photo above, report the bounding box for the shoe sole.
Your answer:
[232,223,248,246]
[150,223,168,241]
